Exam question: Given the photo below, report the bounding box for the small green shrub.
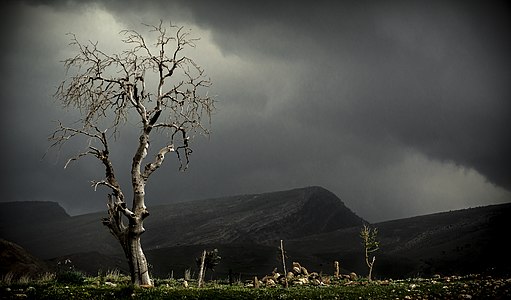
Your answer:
[55,270,85,284]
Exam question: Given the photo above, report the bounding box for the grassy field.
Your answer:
[1,273,510,299]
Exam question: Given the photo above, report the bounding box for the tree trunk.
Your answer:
[122,188,152,286]
[124,233,151,286]
[280,240,288,288]
[368,256,375,282]
[197,250,206,288]
[126,133,152,287]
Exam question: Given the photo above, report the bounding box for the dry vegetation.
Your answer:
[2,270,510,299]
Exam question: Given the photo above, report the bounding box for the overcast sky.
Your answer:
[1,0,510,222]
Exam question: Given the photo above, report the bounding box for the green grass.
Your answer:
[1,275,510,299]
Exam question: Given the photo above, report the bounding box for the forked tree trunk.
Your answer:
[104,193,152,286]
[123,134,152,286]
[124,232,151,286]
[113,206,151,286]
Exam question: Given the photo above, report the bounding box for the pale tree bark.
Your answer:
[197,250,206,288]
[50,22,214,286]
[280,240,288,288]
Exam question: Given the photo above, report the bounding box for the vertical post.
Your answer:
[334,260,340,279]
[198,250,206,288]
[280,240,288,288]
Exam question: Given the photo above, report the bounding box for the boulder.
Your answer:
[349,272,358,281]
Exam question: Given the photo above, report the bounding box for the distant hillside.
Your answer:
[0,201,69,226]
[0,239,48,278]
[0,201,75,258]
[143,186,364,248]
[1,189,509,280]
[0,186,364,259]
[286,203,511,278]
[0,201,118,258]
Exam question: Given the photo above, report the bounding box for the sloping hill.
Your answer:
[0,201,85,259]
[2,189,509,279]
[0,239,48,278]
[378,203,511,277]
[0,202,119,258]
[143,186,364,248]
[0,201,70,225]
[0,186,364,260]
[285,203,511,278]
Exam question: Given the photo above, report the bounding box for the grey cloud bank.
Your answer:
[0,0,509,222]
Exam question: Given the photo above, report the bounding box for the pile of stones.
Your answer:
[257,262,329,287]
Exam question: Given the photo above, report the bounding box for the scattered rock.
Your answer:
[349,272,358,281]
[254,276,260,288]
[292,277,309,285]
[261,262,329,287]
[292,264,301,274]
[272,272,281,280]
[265,278,276,287]
[104,281,117,287]
[287,272,294,279]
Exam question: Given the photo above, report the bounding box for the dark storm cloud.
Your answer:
[1,0,509,222]
[174,0,511,189]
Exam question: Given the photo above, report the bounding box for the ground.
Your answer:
[1,273,510,299]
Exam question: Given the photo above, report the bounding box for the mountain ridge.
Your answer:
[144,186,364,248]
[1,187,509,279]
[0,186,364,258]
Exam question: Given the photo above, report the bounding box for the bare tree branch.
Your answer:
[51,22,214,286]
[142,145,175,181]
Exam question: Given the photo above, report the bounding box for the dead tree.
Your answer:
[360,224,379,281]
[195,248,221,287]
[50,22,214,286]
[197,250,206,288]
[279,240,288,288]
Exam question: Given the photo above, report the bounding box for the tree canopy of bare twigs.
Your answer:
[52,21,213,170]
[49,21,214,286]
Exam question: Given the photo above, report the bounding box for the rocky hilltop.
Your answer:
[0,186,363,259]
[1,187,509,279]
[144,186,364,248]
